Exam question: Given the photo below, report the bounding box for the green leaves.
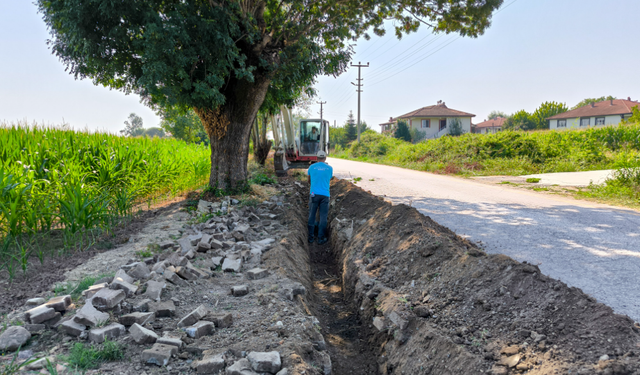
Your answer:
[38,0,503,115]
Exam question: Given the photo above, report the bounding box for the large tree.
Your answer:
[531,101,568,129]
[39,0,503,192]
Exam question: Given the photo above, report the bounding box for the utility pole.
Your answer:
[351,61,369,142]
[318,101,326,120]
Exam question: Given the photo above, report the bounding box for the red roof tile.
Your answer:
[547,99,640,120]
[474,117,506,129]
[379,103,474,126]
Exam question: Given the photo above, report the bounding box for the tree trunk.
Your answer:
[253,113,273,165]
[195,76,271,193]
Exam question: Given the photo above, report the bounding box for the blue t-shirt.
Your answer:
[307,162,333,197]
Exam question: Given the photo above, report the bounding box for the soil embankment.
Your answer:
[314,180,640,375]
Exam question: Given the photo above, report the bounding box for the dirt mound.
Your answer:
[325,180,640,375]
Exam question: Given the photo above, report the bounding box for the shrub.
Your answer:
[394,120,411,142]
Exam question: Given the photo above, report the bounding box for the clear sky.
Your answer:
[1,0,639,134]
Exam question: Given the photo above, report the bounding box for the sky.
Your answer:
[1,0,639,134]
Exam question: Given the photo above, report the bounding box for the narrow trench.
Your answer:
[308,236,379,375]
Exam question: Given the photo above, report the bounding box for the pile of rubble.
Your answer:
[0,194,332,375]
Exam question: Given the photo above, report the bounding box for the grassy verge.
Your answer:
[0,121,210,280]
[334,126,640,207]
[335,126,640,176]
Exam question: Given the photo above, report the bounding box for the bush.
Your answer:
[251,173,276,185]
[394,120,411,142]
[410,128,427,143]
[336,123,640,177]
[448,118,464,136]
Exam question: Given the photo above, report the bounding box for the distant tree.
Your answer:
[622,107,640,125]
[572,96,616,110]
[158,107,208,145]
[144,127,166,138]
[503,110,535,131]
[531,101,568,129]
[448,118,465,136]
[394,120,411,142]
[329,126,348,149]
[121,113,144,137]
[345,111,357,142]
[488,110,508,120]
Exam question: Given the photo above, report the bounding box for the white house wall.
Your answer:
[550,115,624,131]
[407,116,473,136]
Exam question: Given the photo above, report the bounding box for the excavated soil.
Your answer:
[317,180,640,375]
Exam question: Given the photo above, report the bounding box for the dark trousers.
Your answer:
[308,195,329,240]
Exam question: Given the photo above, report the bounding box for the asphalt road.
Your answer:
[328,158,640,322]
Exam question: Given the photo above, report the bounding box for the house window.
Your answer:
[580,118,590,127]
[421,119,430,128]
[558,120,566,127]
[595,117,605,125]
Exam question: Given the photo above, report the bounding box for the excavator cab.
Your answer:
[273,108,330,176]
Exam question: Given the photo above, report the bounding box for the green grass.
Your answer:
[0,121,210,279]
[0,349,36,375]
[336,125,640,177]
[335,126,640,206]
[53,273,114,300]
[526,178,541,183]
[578,167,640,207]
[66,339,124,371]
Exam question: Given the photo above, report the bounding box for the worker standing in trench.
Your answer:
[307,151,333,245]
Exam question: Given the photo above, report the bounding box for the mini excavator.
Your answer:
[272,106,330,176]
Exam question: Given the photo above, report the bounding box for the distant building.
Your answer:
[379,101,475,138]
[547,98,640,130]
[473,117,506,134]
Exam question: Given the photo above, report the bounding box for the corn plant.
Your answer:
[0,121,211,275]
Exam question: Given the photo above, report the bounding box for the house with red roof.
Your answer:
[473,117,506,134]
[379,101,475,138]
[547,98,640,130]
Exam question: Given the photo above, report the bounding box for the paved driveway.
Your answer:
[328,158,640,321]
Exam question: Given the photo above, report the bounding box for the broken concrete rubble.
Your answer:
[129,323,157,344]
[177,305,208,328]
[25,305,57,324]
[142,343,177,366]
[88,323,125,343]
[74,302,110,327]
[92,288,126,310]
[45,295,72,312]
[144,280,165,301]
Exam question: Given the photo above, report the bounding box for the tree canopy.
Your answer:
[572,96,617,110]
[531,101,567,129]
[39,0,504,190]
[488,110,508,120]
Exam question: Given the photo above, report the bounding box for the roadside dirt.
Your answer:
[0,199,185,316]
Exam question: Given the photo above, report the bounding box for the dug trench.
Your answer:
[284,179,640,375]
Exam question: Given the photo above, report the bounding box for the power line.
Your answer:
[367,0,521,87]
[368,36,459,86]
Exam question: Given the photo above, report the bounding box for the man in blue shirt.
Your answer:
[307,151,333,245]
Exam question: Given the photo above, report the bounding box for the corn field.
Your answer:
[0,121,211,279]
